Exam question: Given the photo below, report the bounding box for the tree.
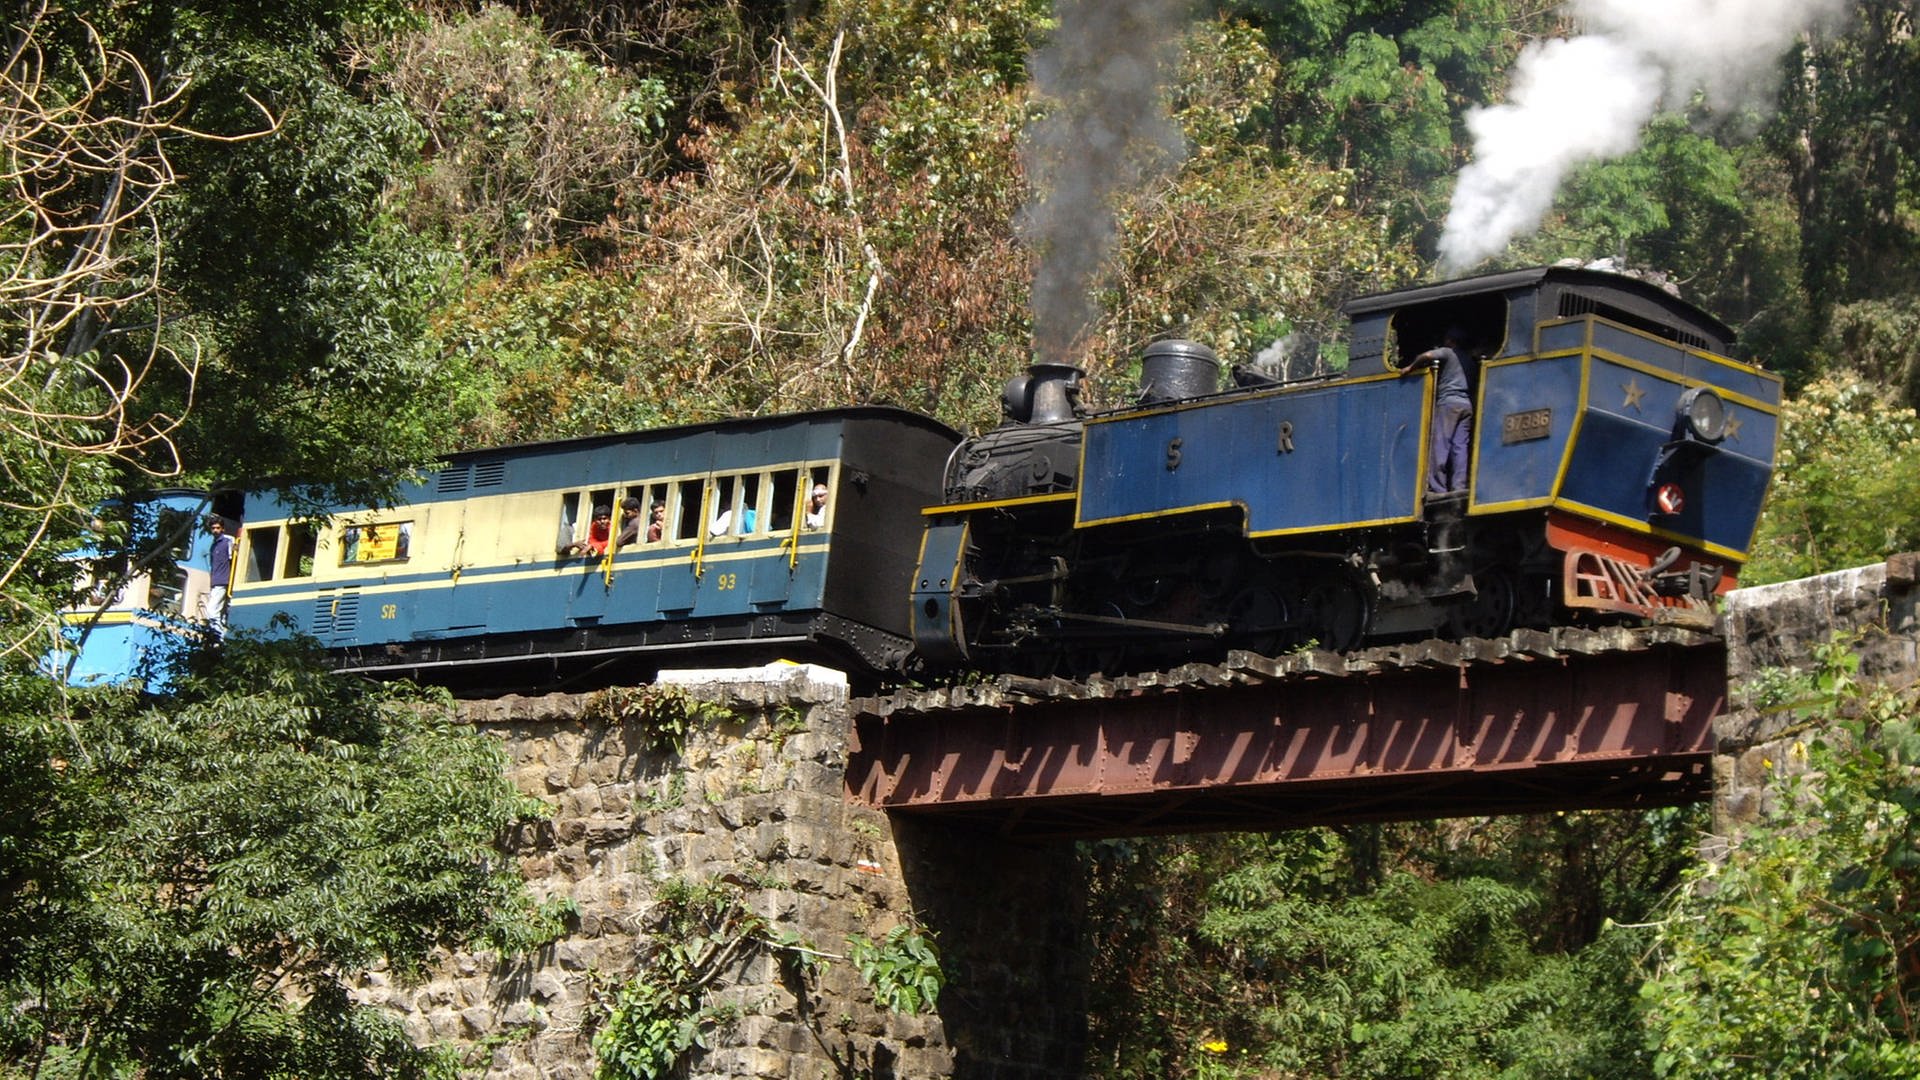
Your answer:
[0,635,563,1076]
[0,3,220,658]
[1226,0,1540,246]
[1082,814,1690,1079]
[1769,0,1920,330]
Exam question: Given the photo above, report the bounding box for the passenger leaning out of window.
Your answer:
[563,505,612,557]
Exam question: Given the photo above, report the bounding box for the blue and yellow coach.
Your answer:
[228,408,959,688]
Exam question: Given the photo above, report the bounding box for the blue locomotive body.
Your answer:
[914,266,1781,675]
[1077,370,1430,534]
[227,408,958,686]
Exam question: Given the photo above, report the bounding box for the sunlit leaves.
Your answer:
[1745,376,1920,584]
[0,635,559,1075]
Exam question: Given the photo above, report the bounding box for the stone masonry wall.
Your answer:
[1714,552,1920,831]
[364,666,1086,1079]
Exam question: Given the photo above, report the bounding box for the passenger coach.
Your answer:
[49,489,223,688]
[228,408,960,688]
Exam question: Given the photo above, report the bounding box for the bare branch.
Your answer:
[0,5,268,656]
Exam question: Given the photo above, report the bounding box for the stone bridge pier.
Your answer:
[1714,553,1920,832]
[373,669,1087,1079]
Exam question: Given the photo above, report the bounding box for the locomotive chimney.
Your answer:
[1004,362,1086,424]
[1028,362,1084,422]
[1138,339,1220,403]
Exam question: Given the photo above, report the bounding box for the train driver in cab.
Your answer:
[1403,326,1474,495]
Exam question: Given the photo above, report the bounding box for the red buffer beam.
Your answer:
[848,628,1726,839]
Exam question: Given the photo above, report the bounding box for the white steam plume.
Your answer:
[1438,0,1848,273]
[1019,0,1189,365]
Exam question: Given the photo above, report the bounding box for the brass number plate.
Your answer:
[1501,408,1551,444]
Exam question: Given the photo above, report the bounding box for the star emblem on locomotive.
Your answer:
[1621,378,1646,411]
[1723,411,1742,441]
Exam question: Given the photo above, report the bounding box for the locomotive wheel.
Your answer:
[1302,573,1371,652]
[1513,572,1555,629]
[1195,552,1240,600]
[1447,566,1518,639]
[1012,647,1063,679]
[1226,584,1288,655]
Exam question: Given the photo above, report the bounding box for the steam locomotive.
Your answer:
[910,265,1778,676]
[64,266,1778,691]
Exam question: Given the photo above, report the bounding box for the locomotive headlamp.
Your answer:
[1655,482,1686,515]
[1676,386,1728,443]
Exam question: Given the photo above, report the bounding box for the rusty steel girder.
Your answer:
[848,628,1726,839]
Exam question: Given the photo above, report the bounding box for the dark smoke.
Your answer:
[1019,0,1190,365]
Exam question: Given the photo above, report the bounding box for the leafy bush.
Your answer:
[0,634,561,1076]
[1643,646,1920,1077]
[847,925,944,1015]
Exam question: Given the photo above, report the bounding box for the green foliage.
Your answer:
[1745,376,1920,584]
[586,683,733,755]
[1825,295,1920,410]
[1767,0,1920,323]
[1643,643,1920,1077]
[591,877,774,1080]
[847,925,944,1016]
[370,6,673,263]
[1739,636,1864,719]
[1084,816,1693,1079]
[1242,0,1529,239]
[0,634,560,1077]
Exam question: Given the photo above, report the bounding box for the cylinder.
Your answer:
[1139,339,1221,403]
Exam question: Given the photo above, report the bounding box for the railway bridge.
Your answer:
[847,553,1920,838]
[848,625,1722,839]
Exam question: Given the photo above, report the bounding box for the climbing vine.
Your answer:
[592,878,760,1080]
[847,925,944,1016]
[590,876,944,1078]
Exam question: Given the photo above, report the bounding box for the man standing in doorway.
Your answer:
[203,516,234,635]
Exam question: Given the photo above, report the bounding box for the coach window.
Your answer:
[282,524,317,579]
[148,507,197,611]
[738,475,762,534]
[555,492,581,553]
[709,476,738,537]
[674,479,702,541]
[644,483,668,542]
[769,469,798,531]
[808,467,832,529]
[341,521,413,565]
[243,526,280,584]
[149,567,189,616]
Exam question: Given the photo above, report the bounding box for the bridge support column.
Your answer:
[1717,554,1920,832]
